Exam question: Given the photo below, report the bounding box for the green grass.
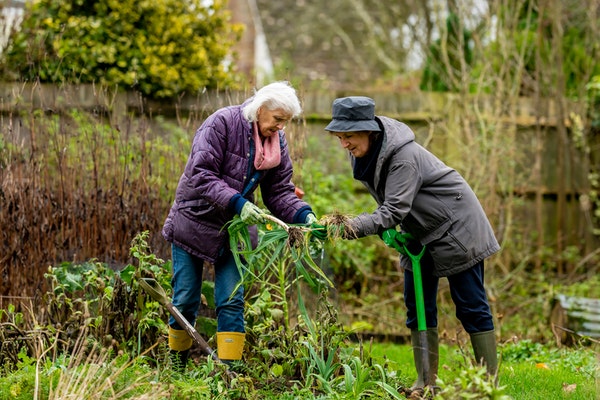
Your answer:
[370,341,599,400]
[369,341,455,387]
[501,362,598,400]
[1,340,597,399]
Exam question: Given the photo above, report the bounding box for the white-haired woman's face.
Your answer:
[257,107,291,137]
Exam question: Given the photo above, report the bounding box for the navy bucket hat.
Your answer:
[324,96,381,133]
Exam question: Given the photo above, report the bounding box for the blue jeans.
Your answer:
[169,244,245,333]
[403,249,494,334]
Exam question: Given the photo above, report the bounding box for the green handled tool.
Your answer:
[403,240,429,384]
[382,229,429,384]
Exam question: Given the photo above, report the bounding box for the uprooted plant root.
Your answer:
[287,226,305,248]
[319,212,357,240]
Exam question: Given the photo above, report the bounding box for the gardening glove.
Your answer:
[305,213,329,241]
[310,222,328,241]
[304,213,317,225]
[240,201,266,225]
[303,213,327,240]
[381,228,413,255]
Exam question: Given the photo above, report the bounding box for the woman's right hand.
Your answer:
[240,202,266,225]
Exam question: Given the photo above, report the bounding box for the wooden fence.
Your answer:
[1,83,597,278]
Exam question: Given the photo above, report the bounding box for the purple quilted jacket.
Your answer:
[162,102,312,263]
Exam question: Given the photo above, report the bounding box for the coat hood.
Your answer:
[377,116,415,151]
[370,116,415,189]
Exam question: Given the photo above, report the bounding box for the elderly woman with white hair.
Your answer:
[162,81,317,371]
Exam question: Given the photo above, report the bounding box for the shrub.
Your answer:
[0,0,243,98]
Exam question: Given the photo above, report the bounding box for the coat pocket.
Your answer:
[178,199,215,218]
[427,220,473,275]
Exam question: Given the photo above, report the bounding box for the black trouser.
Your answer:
[404,252,494,334]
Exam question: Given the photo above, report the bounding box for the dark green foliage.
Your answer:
[0,0,243,98]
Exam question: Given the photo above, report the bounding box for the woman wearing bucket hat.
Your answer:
[317,96,500,391]
[162,81,318,372]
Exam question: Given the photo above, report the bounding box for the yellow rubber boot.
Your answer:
[216,332,245,362]
[168,327,193,372]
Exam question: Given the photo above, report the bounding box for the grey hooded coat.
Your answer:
[349,116,500,276]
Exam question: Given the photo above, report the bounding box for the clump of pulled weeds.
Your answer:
[287,226,305,248]
[319,212,357,240]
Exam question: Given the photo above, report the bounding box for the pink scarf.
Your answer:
[253,122,281,170]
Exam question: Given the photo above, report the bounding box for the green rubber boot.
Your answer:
[410,328,439,389]
[470,330,498,382]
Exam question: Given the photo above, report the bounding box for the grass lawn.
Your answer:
[369,340,599,399]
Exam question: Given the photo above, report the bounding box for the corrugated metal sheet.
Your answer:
[551,294,600,344]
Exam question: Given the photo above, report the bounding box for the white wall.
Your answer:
[1,0,25,54]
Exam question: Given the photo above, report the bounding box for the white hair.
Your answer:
[242,81,302,122]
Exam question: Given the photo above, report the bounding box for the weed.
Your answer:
[434,364,510,400]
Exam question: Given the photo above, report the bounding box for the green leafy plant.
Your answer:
[39,233,171,360]
[1,0,243,98]
[433,364,511,400]
[228,215,333,331]
[225,215,415,398]
[334,355,381,398]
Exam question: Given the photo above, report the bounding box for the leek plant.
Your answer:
[227,215,333,333]
[226,214,411,397]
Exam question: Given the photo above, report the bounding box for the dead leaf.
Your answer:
[562,383,577,393]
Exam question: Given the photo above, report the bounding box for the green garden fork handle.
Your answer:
[404,243,427,332]
[383,229,430,386]
[386,230,427,332]
[402,240,430,388]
